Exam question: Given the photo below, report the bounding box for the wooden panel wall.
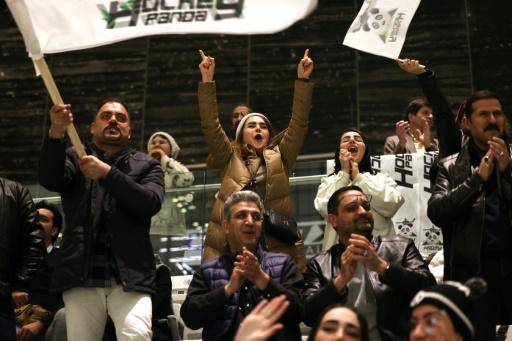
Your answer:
[0,0,510,184]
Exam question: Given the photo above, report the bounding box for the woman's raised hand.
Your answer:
[198,49,215,82]
[297,49,314,79]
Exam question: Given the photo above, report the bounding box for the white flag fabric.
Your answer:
[6,0,317,57]
[342,0,421,59]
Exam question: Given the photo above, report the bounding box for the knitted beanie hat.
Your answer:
[235,113,272,142]
[147,131,180,159]
[410,280,484,340]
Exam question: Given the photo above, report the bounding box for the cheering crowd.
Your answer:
[1,49,511,341]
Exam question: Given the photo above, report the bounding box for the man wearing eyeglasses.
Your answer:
[38,98,165,340]
[303,185,435,340]
[181,190,304,341]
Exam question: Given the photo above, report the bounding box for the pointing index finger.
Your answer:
[198,49,206,60]
[303,49,309,59]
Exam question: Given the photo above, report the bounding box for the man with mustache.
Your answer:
[428,90,512,340]
[304,186,435,340]
[38,98,165,340]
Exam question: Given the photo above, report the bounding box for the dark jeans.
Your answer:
[0,290,16,341]
[474,255,512,341]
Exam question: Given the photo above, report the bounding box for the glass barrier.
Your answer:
[30,159,330,276]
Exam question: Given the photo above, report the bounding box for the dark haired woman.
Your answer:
[307,305,369,341]
[314,128,404,249]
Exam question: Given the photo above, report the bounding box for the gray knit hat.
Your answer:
[147,131,180,159]
[235,113,272,142]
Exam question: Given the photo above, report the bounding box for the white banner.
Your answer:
[342,0,421,59]
[6,0,317,57]
[370,152,442,257]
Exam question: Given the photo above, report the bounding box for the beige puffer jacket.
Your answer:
[198,80,314,271]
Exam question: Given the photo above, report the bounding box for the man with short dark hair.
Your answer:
[304,185,435,340]
[39,99,165,340]
[14,201,64,341]
[384,98,439,154]
[180,191,303,341]
[428,90,512,340]
[0,177,44,341]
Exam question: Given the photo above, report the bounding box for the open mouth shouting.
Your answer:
[347,144,359,158]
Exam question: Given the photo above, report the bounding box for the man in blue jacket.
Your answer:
[39,98,164,341]
[180,191,304,341]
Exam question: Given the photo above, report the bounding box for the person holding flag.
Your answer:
[38,98,165,341]
[197,49,314,271]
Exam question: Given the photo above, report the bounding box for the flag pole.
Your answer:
[33,57,86,157]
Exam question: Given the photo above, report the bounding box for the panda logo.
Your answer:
[422,228,442,246]
[396,217,416,238]
[350,0,398,43]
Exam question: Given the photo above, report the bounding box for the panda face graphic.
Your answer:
[422,229,442,245]
[350,2,398,43]
[396,217,416,238]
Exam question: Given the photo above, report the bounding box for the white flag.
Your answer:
[6,0,317,57]
[342,0,421,59]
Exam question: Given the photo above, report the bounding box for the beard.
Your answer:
[352,218,374,240]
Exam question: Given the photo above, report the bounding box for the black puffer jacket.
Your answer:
[303,236,435,340]
[0,177,44,293]
[38,138,165,295]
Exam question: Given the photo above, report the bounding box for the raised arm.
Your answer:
[279,49,315,170]
[398,58,461,157]
[197,50,233,169]
[39,104,80,192]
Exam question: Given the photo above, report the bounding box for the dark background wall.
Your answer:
[0,0,510,184]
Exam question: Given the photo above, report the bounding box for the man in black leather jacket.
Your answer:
[304,186,435,341]
[0,177,44,341]
[39,98,164,341]
[428,90,512,341]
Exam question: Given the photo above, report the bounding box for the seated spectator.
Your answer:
[15,201,64,341]
[147,131,194,236]
[234,295,289,341]
[410,279,484,341]
[315,128,404,249]
[304,186,435,340]
[384,98,439,154]
[307,305,369,341]
[180,191,304,341]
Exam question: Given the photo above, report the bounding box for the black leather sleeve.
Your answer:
[379,239,436,301]
[302,258,347,326]
[427,161,482,228]
[13,184,45,291]
[418,71,461,158]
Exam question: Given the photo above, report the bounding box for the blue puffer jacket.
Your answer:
[181,245,303,341]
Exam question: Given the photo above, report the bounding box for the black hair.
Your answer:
[464,90,503,119]
[327,185,365,215]
[34,200,63,243]
[94,97,130,120]
[307,304,370,341]
[404,98,431,121]
[333,128,371,175]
